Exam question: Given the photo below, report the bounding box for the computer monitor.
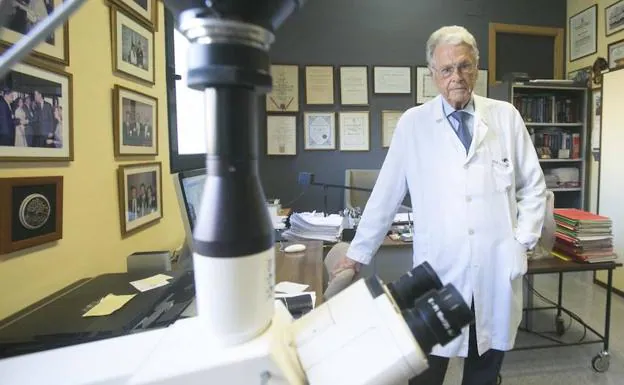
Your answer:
[172,168,206,269]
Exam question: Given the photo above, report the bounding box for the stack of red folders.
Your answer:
[552,208,617,263]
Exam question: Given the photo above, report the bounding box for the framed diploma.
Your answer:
[381,110,403,148]
[266,65,299,112]
[569,5,597,62]
[339,111,370,151]
[373,66,411,94]
[305,65,334,105]
[415,66,439,104]
[605,0,624,36]
[339,66,369,105]
[267,115,297,155]
[304,112,336,150]
[607,39,624,70]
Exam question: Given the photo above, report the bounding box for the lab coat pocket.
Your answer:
[509,239,528,281]
[492,161,513,193]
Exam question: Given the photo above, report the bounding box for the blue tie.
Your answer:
[451,110,472,153]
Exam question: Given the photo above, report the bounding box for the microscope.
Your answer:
[0,1,474,383]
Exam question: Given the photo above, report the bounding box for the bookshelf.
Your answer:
[489,81,589,209]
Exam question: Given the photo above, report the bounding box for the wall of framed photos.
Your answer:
[260,0,567,213]
[0,0,183,319]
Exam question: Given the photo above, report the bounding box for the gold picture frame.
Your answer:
[113,85,158,156]
[118,162,163,236]
[0,60,73,161]
[111,6,155,85]
[109,0,158,31]
[0,0,70,66]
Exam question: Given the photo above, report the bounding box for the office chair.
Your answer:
[323,242,358,300]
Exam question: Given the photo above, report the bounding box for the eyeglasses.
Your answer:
[432,62,476,78]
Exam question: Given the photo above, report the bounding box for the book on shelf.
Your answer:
[513,94,581,124]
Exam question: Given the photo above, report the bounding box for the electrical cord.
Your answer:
[523,276,588,343]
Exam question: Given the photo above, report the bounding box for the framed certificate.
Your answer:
[340,66,369,105]
[605,0,624,36]
[339,111,370,151]
[381,110,403,148]
[569,5,597,62]
[373,66,411,94]
[305,65,334,105]
[267,115,297,155]
[304,112,336,150]
[266,65,299,112]
[607,39,624,70]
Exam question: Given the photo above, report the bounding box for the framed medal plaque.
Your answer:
[0,176,63,255]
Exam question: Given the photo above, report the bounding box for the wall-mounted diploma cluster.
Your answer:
[264,63,488,156]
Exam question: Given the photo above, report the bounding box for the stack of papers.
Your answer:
[552,209,617,263]
[282,212,343,242]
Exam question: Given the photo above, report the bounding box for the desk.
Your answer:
[275,240,324,307]
[516,257,622,372]
[181,241,325,317]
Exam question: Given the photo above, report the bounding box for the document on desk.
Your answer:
[82,293,136,317]
[130,274,173,292]
[275,281,309,294]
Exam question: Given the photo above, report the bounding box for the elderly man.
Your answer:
[333,26,547,385]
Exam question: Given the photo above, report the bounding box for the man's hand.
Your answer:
[330,255,362,280]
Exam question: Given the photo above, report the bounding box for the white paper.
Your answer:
[130,274,173,292]
[275,281,309,294]
[82,294,136,317]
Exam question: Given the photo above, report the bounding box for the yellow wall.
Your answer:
[0,1,184,319]
[567,0,624,290]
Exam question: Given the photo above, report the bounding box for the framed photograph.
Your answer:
[305,65,334,105]
[113,85,158,156]
[608,39,624,69]
[304,112,335,150]
[0,176,63,255]
[110,0,157,31]
[0,0,69,66]
[339,111,370,151]
[567,65,592,86]
[118,162,163,235]
[111,6,155,84]
[569,5,598,62]
[266,115,297,155]
[266,65,299,112]
[373,66,411,94]
[381,110,402,148]
[0,61,73,161]
[339,66,368,105]
[606,0,624,36]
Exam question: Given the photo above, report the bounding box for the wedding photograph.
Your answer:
[0,61,72,161]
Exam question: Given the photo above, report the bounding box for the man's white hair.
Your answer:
[426,25,479,67]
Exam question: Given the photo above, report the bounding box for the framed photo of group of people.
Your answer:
[0,0,74,162]
[108,0,162,235]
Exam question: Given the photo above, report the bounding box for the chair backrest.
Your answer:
[323,242,358,300]
[344,169,380,210]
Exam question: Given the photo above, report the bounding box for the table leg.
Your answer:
[557,272,563,317]
[604,268,613,353]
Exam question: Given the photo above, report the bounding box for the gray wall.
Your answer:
[260,0,566,213]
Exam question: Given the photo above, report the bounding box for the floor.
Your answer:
[441,270,624,385]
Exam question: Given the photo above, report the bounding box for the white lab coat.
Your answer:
[347,94,547,358]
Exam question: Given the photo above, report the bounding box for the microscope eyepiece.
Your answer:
[386,262,443,310]
[400,285,473,355]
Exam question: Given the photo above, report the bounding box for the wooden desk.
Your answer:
[275,240,324,306]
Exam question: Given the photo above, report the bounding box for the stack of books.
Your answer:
[552,208,616,263]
